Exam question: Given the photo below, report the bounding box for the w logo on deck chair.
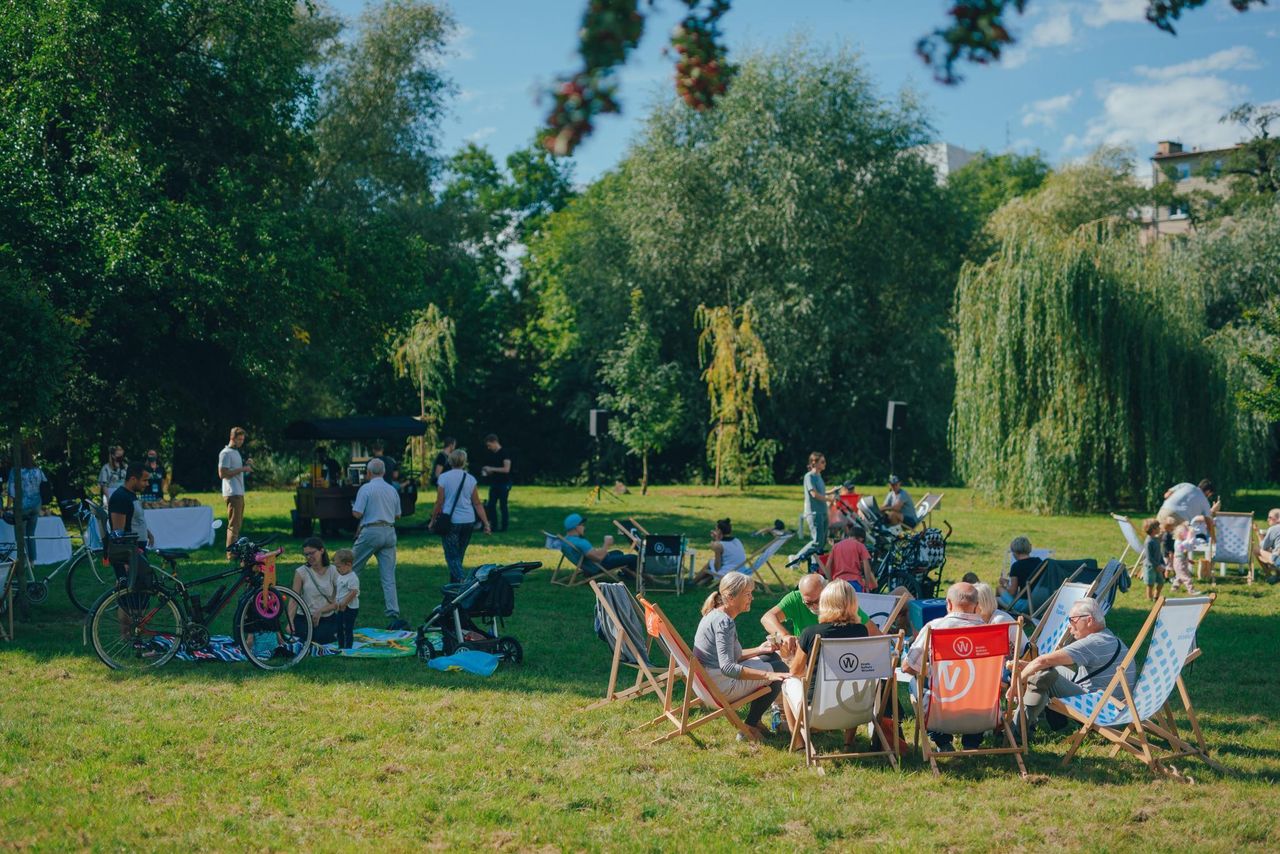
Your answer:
[936,659,977,703]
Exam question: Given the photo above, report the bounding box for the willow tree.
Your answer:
[697,302,775,489]
[951,158,1267,512]
[389,304,456,465]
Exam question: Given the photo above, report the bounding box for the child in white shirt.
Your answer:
[333,548,360,649]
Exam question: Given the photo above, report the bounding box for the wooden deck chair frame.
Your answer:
[729,533,792,594]
[1112,514,1148,579]
[791,632,904,769]
[1050,594,1222,779]
[913,620,1028,777]
[1211,511,1257,584]
[542,530,622,587]
[583,580,670,711]
[1003,558,1049,616]
[0,547,16,641]
[637,598,770,745]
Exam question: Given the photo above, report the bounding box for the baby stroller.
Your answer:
[416,561,540,664]
[876,521,953,599]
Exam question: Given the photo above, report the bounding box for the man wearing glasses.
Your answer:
[1011,597,1137,734]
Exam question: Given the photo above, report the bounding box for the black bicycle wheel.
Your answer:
[89,588,183,671]
[233,585,312,672]
[65,550,112,613]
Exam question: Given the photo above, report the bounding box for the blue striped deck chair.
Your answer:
[1051,594,1223,778]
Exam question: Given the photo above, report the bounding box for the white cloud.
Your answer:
[465,126,496,143]
[1004,7,1076,69]
[1022,90,1081,127]
[1134,46,1261,80]
[1068,75,1249,155]
[1082,0,1148,28]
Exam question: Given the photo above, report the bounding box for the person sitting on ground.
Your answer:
[780,580,879,742]
[290,537,341,645]
[692,518,748,586]
[559,513,637,577]
[881,475,917,528]
[751,519,789,537]
[998,536,1040,612]
[692,571,790,742]
[902,581,988,751]
[825,526,876,592]
[1011,597,1136,735]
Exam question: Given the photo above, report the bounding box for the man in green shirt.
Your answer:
[761,574,870,659]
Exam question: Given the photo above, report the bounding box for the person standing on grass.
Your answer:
[1141,518,1166,601]
[218,427,252,550]
[333,549,360,649]
[7,448,48,562]
[801,452,832,561]
[479,433,512,532]
[429,448,491,583]
[351,458,404,630]
[141,450,167,502]
[98,445,127,500]
[431,436,456,487]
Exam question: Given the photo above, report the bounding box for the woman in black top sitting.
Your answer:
[780,581,879,738]
[999,535,1040,611]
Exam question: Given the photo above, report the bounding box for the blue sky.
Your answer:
[327,0,1280,183]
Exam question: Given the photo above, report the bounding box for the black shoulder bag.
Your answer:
[431,474,471,537]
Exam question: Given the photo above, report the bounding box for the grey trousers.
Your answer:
[1022,665,1087,725]
[353,525,399,616]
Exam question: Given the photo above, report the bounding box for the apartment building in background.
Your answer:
[1140,139,1239,243]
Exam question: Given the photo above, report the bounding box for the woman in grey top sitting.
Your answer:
[693,571,790,741]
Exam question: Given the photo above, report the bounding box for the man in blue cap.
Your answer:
[560,513,637,576]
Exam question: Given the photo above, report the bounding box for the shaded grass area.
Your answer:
[2,485,1278,850]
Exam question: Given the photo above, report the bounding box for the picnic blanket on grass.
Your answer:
[153,629,416,662]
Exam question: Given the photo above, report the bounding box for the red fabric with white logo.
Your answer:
[928,623,1010,661]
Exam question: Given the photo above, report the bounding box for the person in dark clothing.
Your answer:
[431,436,456,487]
[479,433,512,532]
[141,450,167,502]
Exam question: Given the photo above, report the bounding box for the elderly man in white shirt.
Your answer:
[902,581,988,751]
[351,458,404,629]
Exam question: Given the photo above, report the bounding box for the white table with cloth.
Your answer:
[0,516,73,566]
[86,505,216,551]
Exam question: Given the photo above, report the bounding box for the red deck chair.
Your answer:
[913,621,1027,776]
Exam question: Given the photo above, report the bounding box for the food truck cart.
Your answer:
[283,416,425,537]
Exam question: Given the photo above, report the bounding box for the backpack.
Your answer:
[917,527,947,569]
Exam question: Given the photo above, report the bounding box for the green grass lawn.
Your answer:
[2,485,1278,850]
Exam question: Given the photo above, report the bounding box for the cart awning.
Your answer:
[282,417,427,442]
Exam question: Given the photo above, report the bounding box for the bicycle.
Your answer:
[86,534,313,672]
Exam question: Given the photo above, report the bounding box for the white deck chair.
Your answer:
[1112,514,1147,578]
[1211,512,1256,584]
[1052,594,1222,778]
[855,591,910,636]
[914,492,943,526]
[727,533,793,593]
[789,633,903,768]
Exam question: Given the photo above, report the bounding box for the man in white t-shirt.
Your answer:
[217,427,253,550]
[901,582,987,750]
[352,458,404,629]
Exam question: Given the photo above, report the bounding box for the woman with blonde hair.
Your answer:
[692,571,789,741]
[780,581,879,739]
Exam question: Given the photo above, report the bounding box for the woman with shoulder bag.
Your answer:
[430,449,491,583]
[289,537,342,644]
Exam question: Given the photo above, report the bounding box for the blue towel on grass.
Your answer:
[427,648,500,676]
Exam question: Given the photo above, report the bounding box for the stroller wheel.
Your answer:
[495,637,523,664]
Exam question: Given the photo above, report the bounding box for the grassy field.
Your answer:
[2,484,1278,851]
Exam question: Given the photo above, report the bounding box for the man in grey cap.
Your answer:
[559,513,637,576]
[882,474,918,528]
[351,458,404,629]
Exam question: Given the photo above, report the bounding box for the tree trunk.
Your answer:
[713,421,722,490]
[641,448,649,496]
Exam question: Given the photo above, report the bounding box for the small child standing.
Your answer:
[1170,523,1201,595]
[333,548,360,650]
[1142,518,1166,601]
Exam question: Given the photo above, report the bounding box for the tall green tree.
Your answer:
[598,291,686,494]
[696,302,775,489]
